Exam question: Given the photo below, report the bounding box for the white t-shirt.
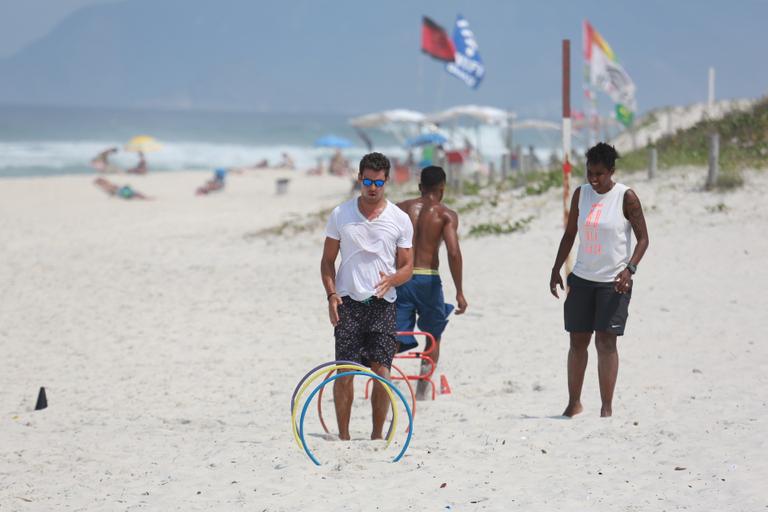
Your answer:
[573,182,632,282]
[325,198,413,303]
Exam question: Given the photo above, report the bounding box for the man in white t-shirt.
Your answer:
[320,152,414,441]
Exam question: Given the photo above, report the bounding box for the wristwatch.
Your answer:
[626,263,637,275]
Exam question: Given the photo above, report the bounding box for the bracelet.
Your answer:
[327,292,338,301]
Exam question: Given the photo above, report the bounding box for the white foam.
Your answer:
[0,130,563,177]
[0,141,406,176]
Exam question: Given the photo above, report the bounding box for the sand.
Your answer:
[1,167,766,511]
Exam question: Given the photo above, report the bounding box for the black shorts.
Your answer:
[335,296,397,369]
[564,273,632,336]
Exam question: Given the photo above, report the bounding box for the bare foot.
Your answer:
[338,432,351,441]
[600,406,612,417]
[562,402,584,417]
[370,433,383,440]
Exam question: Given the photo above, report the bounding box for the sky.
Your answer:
[1,0,767,117]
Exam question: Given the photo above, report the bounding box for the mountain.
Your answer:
[3,1,766,115]
[0,0,585,115]
[0,0,473,113]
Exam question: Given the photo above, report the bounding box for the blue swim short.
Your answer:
[395,272,454,353]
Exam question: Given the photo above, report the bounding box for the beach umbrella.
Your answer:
[349,109,426,128]
[125,135,163,153]
[405,132,448,148]
[426,105,509,125]
[314,135,352,148]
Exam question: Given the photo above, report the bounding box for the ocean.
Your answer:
[0,105,562,178]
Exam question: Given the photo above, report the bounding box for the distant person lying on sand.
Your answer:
[93,177,150,200]
[90,147,121,173]
[126,152,148,174]
[306,162,323,175]
[396,166,467,400]
[549,142,649,418]
[196,168,227,195]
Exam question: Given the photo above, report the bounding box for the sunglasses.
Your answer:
[361,178,386,187]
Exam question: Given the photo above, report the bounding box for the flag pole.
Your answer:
[562,39,573,274]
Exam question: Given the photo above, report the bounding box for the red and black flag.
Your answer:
[421,16,456,62]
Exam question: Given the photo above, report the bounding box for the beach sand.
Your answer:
[1,168,766,511]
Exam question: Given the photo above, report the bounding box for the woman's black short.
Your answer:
[564,273,632,336]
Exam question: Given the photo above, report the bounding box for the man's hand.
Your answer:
[550,268,564,298]
[614,268,632,294]
[328,294,342,326]
[455,292,468,315]
[375,271,397,298]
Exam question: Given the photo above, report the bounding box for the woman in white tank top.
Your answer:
[548,143,650,418]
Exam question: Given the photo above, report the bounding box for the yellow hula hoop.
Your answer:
[291,364,399,450]
[291,364,399,451]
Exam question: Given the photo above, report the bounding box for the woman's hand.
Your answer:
[614,268,632,294]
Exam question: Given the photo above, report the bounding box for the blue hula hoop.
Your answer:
[298,371,413,466]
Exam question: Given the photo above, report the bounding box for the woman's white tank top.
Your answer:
[573,182,632,283]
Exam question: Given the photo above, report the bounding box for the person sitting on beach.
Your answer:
[126,152,148,174]
[93,177,150,200]
[196,168,227,195]
[549,142,649,417]
[90,147,121,173]
[330,149,350,176]
[395,165,467,400]
[276,152,296,170]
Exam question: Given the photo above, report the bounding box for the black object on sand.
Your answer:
[34,387,47,410]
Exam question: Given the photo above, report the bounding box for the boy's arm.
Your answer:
[443,209,467,314]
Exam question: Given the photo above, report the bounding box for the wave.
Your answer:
[0,141,409,177]
[0,127,562,178]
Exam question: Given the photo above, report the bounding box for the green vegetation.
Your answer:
[245,207,333,239]
[468,216,534,237]
[705,202,730,213]
[621,97,768,172]
[523,168,566,196]
[457,199,485,214]
[461,180,482,196]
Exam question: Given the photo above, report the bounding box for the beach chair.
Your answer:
[314,331,442,435]
[363,331,440,401]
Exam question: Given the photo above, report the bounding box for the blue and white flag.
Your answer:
[445,15,485,89]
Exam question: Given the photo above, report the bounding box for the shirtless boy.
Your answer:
[396,166,467,399]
